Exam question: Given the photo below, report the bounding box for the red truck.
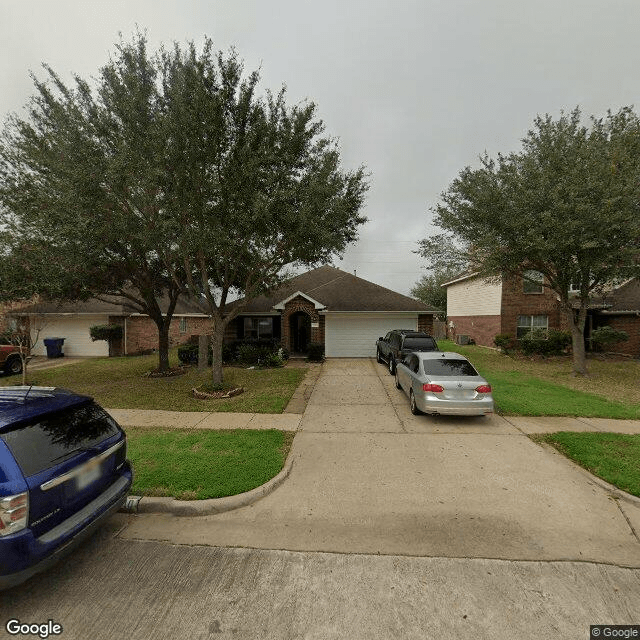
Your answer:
[0,343,25,375]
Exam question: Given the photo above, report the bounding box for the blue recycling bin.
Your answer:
[43,338,65,358]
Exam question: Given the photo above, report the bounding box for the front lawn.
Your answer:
[438,340,640,418]
[0,350,306,413]
[127,428,295,499]
[537,432,640,498]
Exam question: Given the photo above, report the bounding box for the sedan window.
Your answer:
[421,359,479,376]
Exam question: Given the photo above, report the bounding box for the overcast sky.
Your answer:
[2,0,639,295]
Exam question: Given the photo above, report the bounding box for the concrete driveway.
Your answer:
[121,358,640,567]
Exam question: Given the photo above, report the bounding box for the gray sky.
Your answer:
[2,0,639,295]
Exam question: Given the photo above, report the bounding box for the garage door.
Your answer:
[324,313,417,357]
[30,315,110,357]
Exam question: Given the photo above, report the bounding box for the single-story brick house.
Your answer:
[225,265,438,357]
[3,266,438,358]
[443,271,640,356]
[6,296,210,357]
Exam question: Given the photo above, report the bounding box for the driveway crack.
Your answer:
[613,498,640,545]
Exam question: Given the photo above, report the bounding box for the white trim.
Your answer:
[273,291,326,310]
[235,311,280,316]
[441,272,481,288]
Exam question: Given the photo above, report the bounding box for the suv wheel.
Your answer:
[388,357,395,375]
[6,356,22,375]
[376,349,383,364]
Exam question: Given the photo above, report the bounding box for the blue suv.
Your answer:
[0,386,132,588]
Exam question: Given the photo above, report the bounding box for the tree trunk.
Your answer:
[211,324,225,385]
[566,307,588,376]
[156,321,171,372]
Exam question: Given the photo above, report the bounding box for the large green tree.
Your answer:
[419,107,640,375]
[0,36,187,372]
[159,40,369,384]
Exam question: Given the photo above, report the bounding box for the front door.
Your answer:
[290,312,311,354]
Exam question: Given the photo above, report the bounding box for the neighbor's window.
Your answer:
[244,317,273,339]
[523,270,544,294]
[517,315,548,338]
[179,317,188,333]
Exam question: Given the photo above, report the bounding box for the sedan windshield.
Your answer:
[421,359,479,376]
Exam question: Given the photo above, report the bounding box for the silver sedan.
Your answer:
[395,351,494,416]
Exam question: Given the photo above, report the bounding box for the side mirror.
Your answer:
[378,337,383,341]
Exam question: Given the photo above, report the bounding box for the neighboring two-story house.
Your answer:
[442,272,640,356]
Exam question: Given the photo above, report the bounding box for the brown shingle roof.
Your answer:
[231,265,437,313]
[14,294,208,316]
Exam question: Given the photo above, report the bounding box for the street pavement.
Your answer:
[2,358,639,639]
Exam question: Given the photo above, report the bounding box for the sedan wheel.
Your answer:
[410,390,422,415]
[395,372,402,389]
[388,357,395,375]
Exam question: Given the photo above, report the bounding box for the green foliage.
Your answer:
[307,342,325,362]
[520,329,571,356]
[89,324,123,342]
[590,326,629,351]
[419,107,640,374]
[410,267,457,318]
[493,333,517,354]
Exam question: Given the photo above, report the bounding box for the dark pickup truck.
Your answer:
[376,330,439,374]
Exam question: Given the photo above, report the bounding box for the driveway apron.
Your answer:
[120,359,640,567]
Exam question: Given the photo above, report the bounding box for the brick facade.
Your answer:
[447,315,502,347]
[417,313,434,335]
[280,297,323,352]
[597,315,640,356]
[500,274,563,338]
[124,315,212,355]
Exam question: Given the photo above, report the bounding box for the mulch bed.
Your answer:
[191,386,245,399]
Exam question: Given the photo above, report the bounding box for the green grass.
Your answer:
[437,340,640,418]
[127,427,295,500]
[538,432,640,497]
[0,350,306,413]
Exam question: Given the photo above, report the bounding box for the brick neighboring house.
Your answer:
[7,296,210,357]
[225,265,438,357]
[443,271,640,356]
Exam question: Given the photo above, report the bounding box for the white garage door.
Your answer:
[30,315,110,357]
[324,313,418,357]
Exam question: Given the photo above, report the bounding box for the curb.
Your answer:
[121,454,295,517]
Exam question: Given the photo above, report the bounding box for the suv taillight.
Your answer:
[0,492,28,536]
[423,384,444,393]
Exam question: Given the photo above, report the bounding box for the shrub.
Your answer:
[590,326,629,351]
[177,344,199,364]
[236,343,261,365]
[494,334,516,354]
[520,329,571,356]
[307,342,325,362]
[89,324,123,342]
[261,351,284,368]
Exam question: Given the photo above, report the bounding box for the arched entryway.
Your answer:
[289,311,311,354]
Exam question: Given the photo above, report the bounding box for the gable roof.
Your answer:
[594,278,640,314]
[12,293,208,316]
[231,265,437,313]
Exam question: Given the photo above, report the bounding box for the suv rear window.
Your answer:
[421,359,479,376]
[0,402,120,477]
[403,337,436,350]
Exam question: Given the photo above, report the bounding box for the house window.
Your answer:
[517,315,548,338]
[179,317,187,333]
[523,270,544,294]
[244,317,273,339]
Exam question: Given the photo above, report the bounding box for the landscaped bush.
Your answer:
[89,324,123,342]
[307,342,325,362]
[179,339,286,367]
[520,329,571,356]
[590,326,629,352]
[494,333,517,354]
